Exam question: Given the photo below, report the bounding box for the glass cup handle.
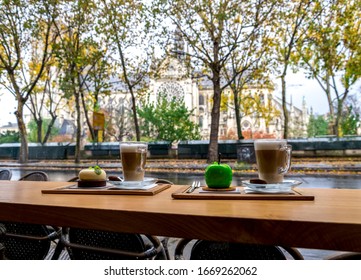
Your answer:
[278,144,292,174]
[138,146,147,172]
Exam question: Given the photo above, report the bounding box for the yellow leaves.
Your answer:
[313,1,322,13]
[28,61,42,78]
[233,14,242,24]
[220,90,231,111]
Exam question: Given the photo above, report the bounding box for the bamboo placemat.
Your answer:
[172,186,314,200]
[42,183,171,196]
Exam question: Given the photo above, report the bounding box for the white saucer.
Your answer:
[108,177,157,189]
[242,180,302,193]
[244,187,294,194]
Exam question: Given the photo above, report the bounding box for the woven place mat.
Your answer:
[172,185,314,200]
[42,183,171,196]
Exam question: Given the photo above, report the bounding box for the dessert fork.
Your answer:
[186,181,201,193]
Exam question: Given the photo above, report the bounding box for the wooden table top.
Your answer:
[1,180,361,252]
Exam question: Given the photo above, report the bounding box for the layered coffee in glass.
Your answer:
[120,142,148,181]
[254,139,291,184]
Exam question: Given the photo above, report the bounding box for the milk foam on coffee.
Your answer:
[254,139,289,184]
[254,140,286,150]
[120,143,147,153]
[120,142,147,181]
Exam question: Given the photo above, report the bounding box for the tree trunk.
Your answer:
[74,88,82,163]
[207,71,222,163]
[15,100,28,163]
[130,89,141,141]
[42,115,57,144]
[325,72,336,136]
[81,88,96,142]
[281,75,289,139]
[335,102,343,137]
[36,119,43,143]
[335,88,348,137]
[233,89,243,140]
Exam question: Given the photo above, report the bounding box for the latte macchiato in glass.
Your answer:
[254,139,292,184]
[120,142,148,181]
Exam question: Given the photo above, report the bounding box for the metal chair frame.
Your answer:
[0,169,12,180]
[327,252,361,260]
[1,171,61,259]
[18,171,49,181]
[174,239,304,260]
[48,176,172,260]
[0,223,6,260]
[1,223,61,259]
[53,227,167,260]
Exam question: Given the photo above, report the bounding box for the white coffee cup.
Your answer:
[254,139,292,184]
[120,142,148,181]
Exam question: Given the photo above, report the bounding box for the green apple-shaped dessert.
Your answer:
[205,154,233,188]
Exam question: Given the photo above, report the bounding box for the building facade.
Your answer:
[147,54,309,140]
[45,33,309,142]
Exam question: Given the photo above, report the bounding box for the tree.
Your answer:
[307,113,329,137]
[0,0,59,162]
[102,95,133,141]
[138,93,201,142]
[27,119,59,142]
[26,62,65,144]
[272,0,316,139]
[299,0,361,137]
[222,10,275,140]
[83,52,113,143]
[53,0,110,162]
[340,105,360,136]
[154,0,277,162]
[97,0,155,141]
[223,69,276,140]
[221,85,281,139]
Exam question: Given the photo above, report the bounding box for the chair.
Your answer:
[1,171,60,259]
[154,178,174,259]
[50,175,168,260]
[0,222,60,259]
[0,169,12,180]
[53,227,167,260]
[0,223,6,260]
[174,239,304,260]
[67,176,79,182]
[326,252,361,260]
[18,171,48,181]
[155,178,174,185]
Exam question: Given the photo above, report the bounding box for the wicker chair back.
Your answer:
[18,171,48,181]
[1,171,58,259]
[0,169,12,180]
[60,227,165,260]
[175,239,304,260]
[0,222,52,260]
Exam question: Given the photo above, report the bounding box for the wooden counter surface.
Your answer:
[1,181,361,252]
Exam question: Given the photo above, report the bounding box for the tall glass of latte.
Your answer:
[120,142,148,181]
[254,139,292,184]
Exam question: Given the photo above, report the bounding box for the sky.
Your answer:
[0,72,358,127]
[279,72,361,116]
[0,93,17,126]
[275,72,330,115]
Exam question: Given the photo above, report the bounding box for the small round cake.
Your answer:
[78,166,107,187]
